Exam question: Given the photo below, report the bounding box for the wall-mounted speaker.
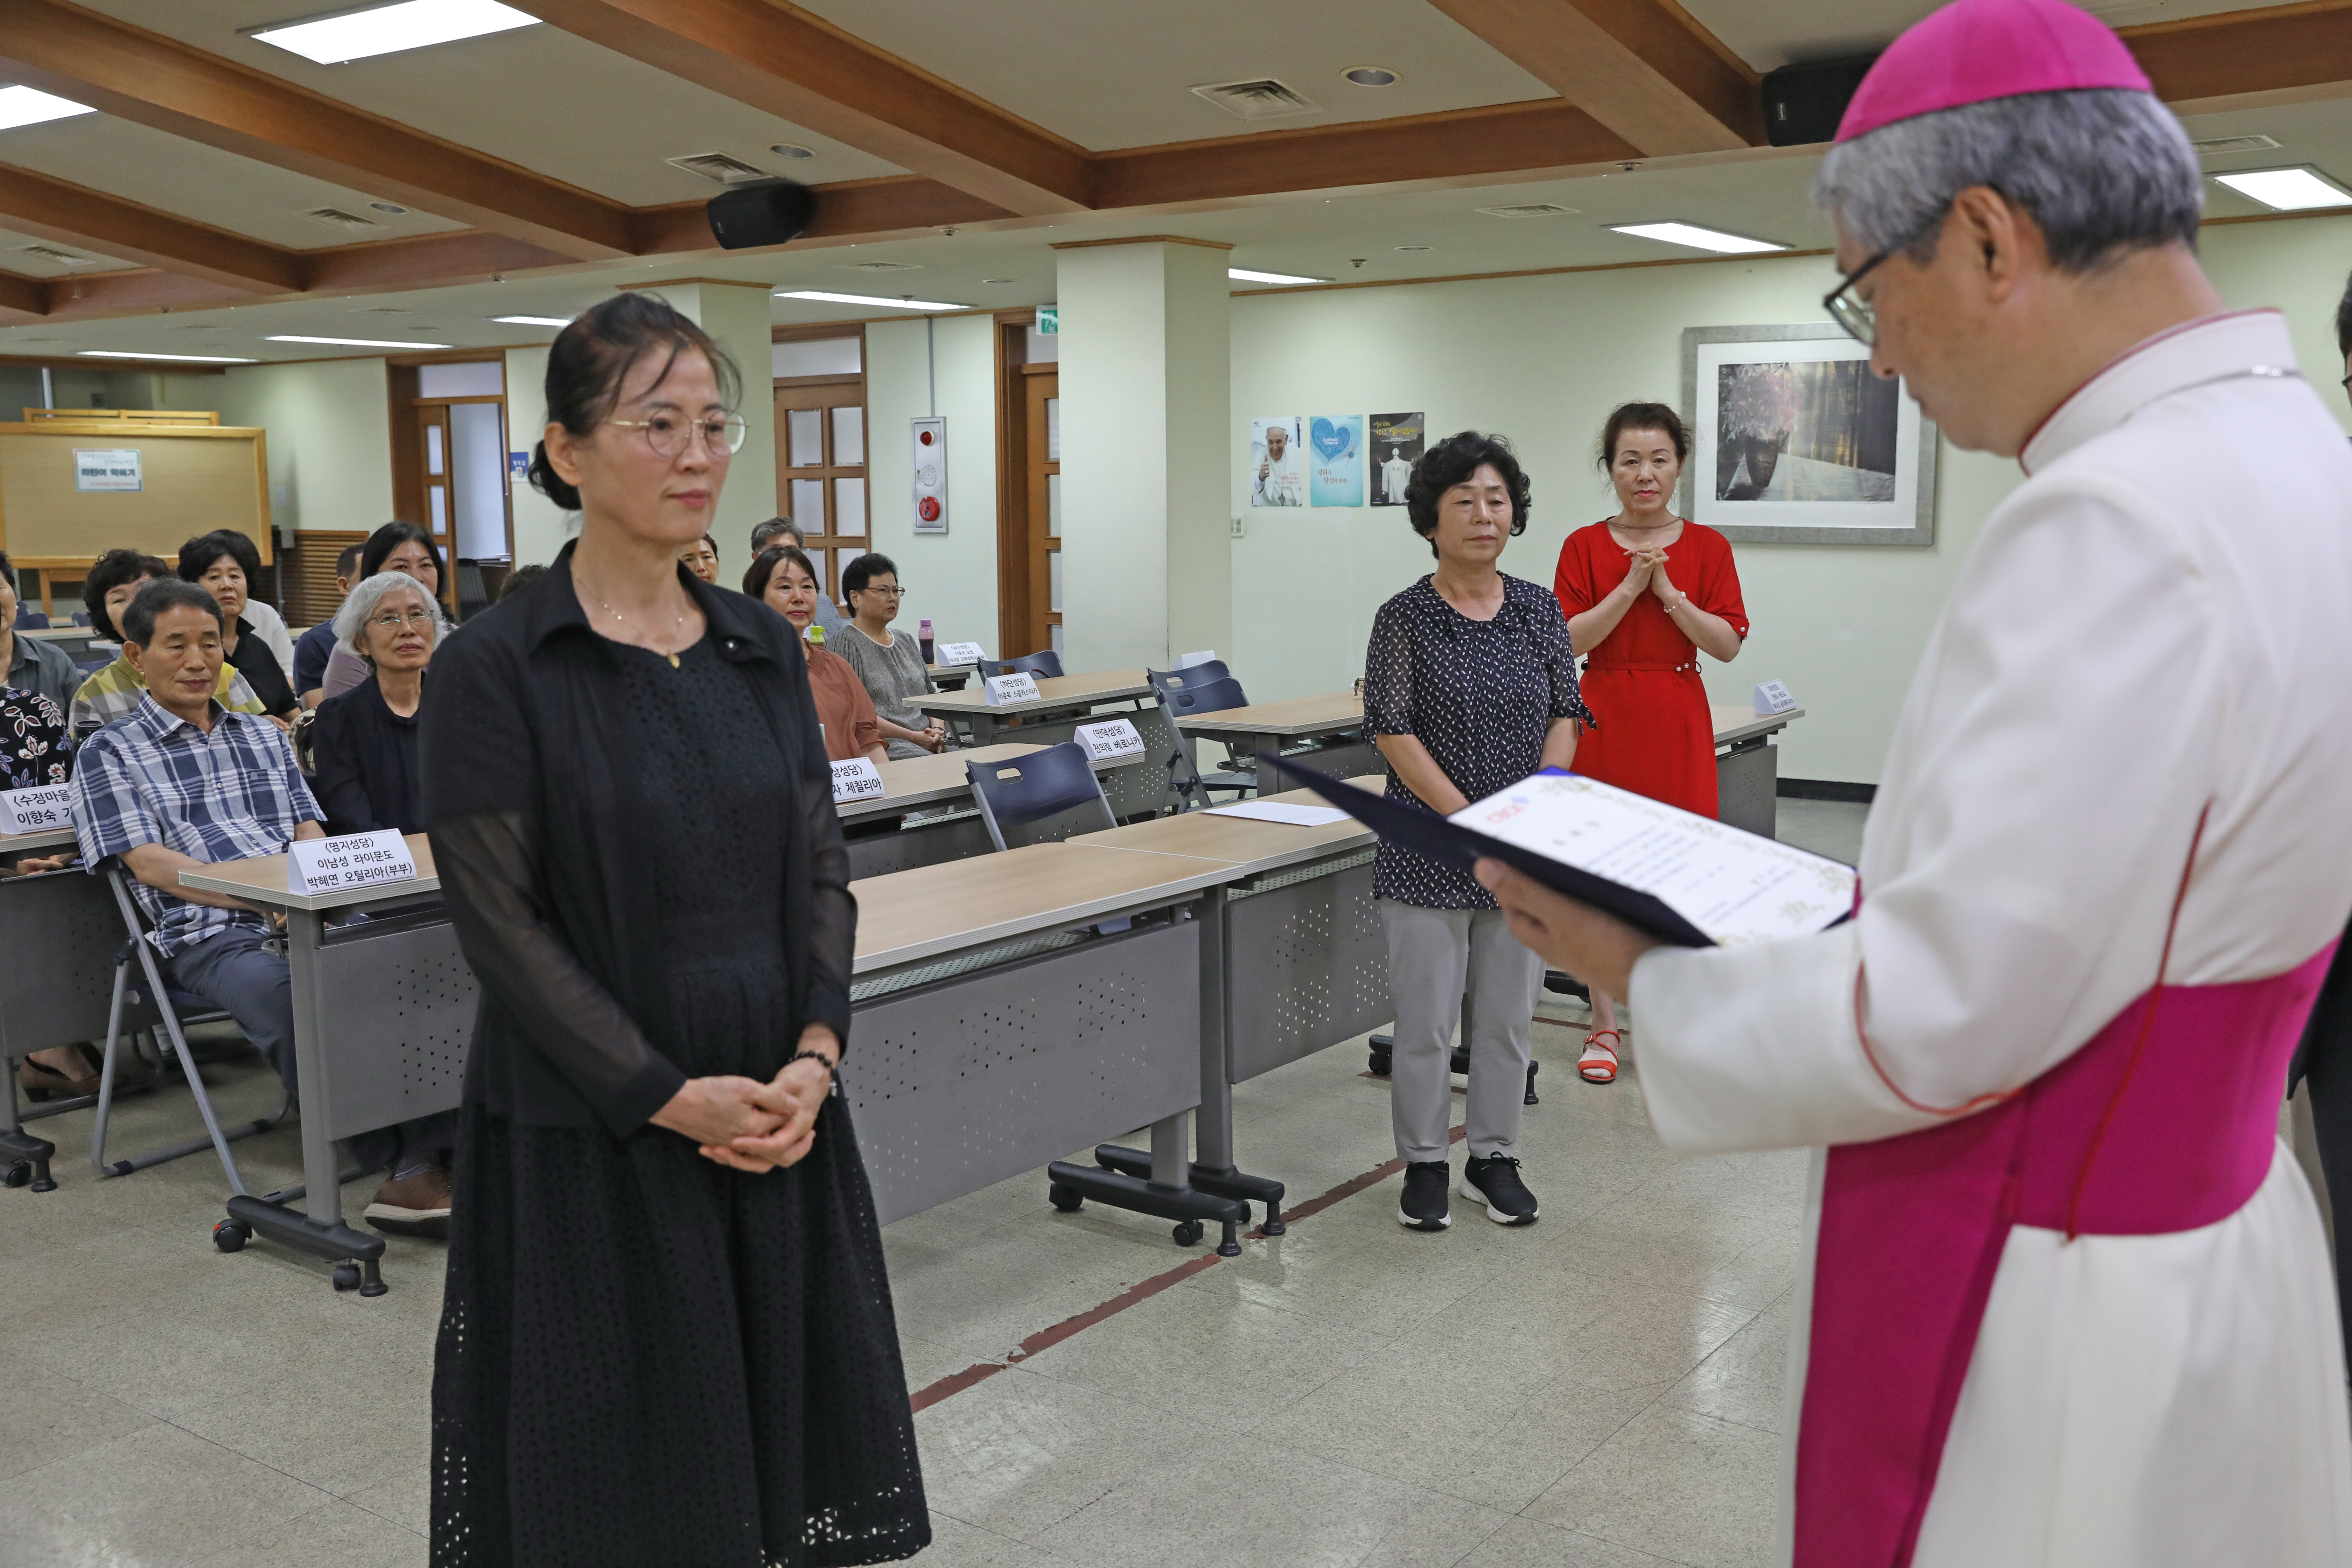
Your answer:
[707,178,817,250]
[1762,56,1879,147]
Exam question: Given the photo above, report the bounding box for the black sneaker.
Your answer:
[1398,1160,1451,1230]
[1461,1153,1539,1226]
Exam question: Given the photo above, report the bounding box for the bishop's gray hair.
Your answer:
[1812,89,2202,273]
[334,570,445,658]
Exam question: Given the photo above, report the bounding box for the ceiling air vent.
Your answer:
[1191,78,1322,121]
[1476,203,1581,218]
[14,244,94,266]
[666,151,771,184]
[2190,133,2282,156]
[306,206,385,234]
[848,260,922,272]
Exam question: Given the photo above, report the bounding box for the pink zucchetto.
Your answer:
[1834,0,2154,144]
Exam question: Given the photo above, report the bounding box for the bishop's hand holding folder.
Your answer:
[1266,757,1855,983]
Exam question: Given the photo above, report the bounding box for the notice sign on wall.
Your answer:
[74,448,142,492]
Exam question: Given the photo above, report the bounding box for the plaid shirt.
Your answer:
[70,693,322,955]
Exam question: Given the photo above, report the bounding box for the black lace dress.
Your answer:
[424,574,927,1568]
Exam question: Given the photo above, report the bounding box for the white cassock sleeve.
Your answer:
[1629,472,2221,1154]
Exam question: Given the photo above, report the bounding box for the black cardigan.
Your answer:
[227,618,298,717]
[419,542,853,1136]
[311,673,424,836]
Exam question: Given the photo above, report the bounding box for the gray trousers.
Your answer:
[1379,900,1543,1163]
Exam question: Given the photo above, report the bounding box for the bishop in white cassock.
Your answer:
[1477,4,2352,1565]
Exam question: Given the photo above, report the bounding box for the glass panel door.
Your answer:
[773,371,868,611]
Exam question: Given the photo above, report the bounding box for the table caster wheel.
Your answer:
[1048,1184,1082,1213]
[212,1219,249,1253]
[332,1261,362,1292]
[1171,1219,1204,1247]
[3,1161,28,1189]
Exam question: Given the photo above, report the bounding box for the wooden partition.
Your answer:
[0,416,270,606]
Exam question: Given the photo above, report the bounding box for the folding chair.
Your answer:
[965,741,1118,852]
[978,650,1064,680]
[89,866,288,1189]
[1152,674,1258,813]
[12,607,49,630]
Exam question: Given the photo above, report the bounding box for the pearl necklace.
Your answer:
[578,569,690,667]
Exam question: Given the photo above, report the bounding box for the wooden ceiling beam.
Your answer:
[2122,2,2352,108]
[0,269,46,322]
[518,0,1094,216]
[0,160,304,292]
[1421,0,1761,155]
[0,0,636,261]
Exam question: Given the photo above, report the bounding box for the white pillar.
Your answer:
[1054,238,1232,672]
[636,280,777,584]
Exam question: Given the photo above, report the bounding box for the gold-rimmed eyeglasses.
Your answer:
[607,410,749,458]
[1821,201,1952,347]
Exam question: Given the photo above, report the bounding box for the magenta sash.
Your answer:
[1795,938,2337,1566]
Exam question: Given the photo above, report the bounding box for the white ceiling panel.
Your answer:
[1678,0,2296,73]
[69,0,907,204]
[786,0,1555,150]
[0,115,465,248]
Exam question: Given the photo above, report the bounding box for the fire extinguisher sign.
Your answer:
[910,416,948,534]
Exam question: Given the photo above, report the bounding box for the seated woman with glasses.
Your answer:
[311,572,439,836]
[833,553,946,758]
[744,544,886,766]
[320,522,449,703]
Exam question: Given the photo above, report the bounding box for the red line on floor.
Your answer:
[905,1125,1467,1414]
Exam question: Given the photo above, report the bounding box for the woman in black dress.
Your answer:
[420,293,927,1566]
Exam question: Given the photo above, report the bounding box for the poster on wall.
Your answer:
[73,448,141,492]
[1680,324,1935,546]
[1367,413,1423,506]
[1249,416,1304,507]
[1308,415,1362,507]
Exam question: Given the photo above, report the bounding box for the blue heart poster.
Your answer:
[1308,414,1362,507]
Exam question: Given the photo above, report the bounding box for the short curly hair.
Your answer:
[1402,431,1531,559]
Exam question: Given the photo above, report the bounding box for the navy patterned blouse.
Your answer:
[0,685,69,789]
[1363,574,1592,909]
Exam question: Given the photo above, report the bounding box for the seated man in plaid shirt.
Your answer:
[69,579,457,1237]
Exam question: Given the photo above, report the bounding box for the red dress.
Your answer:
[1553,520,1748,818]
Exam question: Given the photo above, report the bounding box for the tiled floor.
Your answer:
[0,802,1868,1568]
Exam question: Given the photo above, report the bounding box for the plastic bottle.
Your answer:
[919,617,935,665]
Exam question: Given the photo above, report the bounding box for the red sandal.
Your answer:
[1578,1030,1621,1084]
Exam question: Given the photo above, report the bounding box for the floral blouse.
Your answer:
[1,685,70,788]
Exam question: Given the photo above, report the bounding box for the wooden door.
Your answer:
[773,375,867,610]
[413,404,459,613]
[1022,368,1060,658]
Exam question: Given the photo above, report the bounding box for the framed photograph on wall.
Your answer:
[1679,324,1938,546]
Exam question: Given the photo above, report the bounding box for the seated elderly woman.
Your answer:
[310,572,437,836]
[70,546,267,738]
[744,544,886,765]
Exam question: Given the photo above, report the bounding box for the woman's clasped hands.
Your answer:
[651,1026,841,1173]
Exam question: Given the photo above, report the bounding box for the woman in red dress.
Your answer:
[1553,402,1748,1084]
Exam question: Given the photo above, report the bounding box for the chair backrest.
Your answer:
[965,741,1116,852]
[71,611,91,626]
[1163,675,1250,719]
[980,649,1063,680]
[14,607,50,629]
[1146,659,1230,695]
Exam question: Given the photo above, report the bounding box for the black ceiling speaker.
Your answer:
[1762,55,1880,147]
[707,178,817,250]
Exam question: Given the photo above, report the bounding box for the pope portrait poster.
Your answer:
[1369,413,1424,506]
[1249,415,1305,507]
[1308,414,1363,507]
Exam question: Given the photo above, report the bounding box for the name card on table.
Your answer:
[288,831,418,896]
[935,640,986,667]
[1074,718,1146,762]
[830,758,886,805]
[982,671,1040,707]
[0,784,72,834]
[1752,680,1797,716]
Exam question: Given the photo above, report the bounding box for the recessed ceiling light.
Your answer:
[1609,222,1786,254]
[0,85,95,131]
[264,334,455,348]
[247,0,538,65]
[490,315,572,327]
[774,290,968,311]
[1341,65,1399,87]
[769,144,815,160]
[79,350,259,363]
[1228,267,1329,285]
[1394,244,1433,252]
[2212,166,2352,211]
[368,201,408,215]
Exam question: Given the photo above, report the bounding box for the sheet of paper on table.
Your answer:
[1206,800,1351,827]
[1451,771,1855,947]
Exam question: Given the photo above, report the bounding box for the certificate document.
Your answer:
[1451,772,1855,947]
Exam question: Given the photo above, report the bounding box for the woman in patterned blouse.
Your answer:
[1,683,93,1099]
[1364,430,1591,1233]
